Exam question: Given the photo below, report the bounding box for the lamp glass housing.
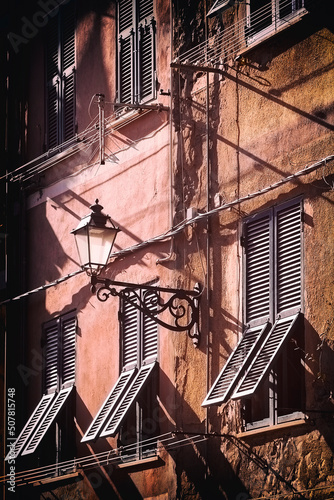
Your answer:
[71,201,119,276]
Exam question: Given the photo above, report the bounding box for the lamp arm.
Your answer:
[90,277,201,345]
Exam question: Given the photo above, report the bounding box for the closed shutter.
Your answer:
[276,201,302,315]
[61,313,76,387]
[22,386,73,455]
[202,323,269,407]
[81,368,136,442]
[138,21,155,102]
[142,290,158,361]
[233,313,300,398]
[46,16,60,150]
[122,295,138,368]
[44,322,59,393]
[244,213,272,325]
[100,361,156,437]
[46,1,75,149]
[62,1,76,141]
[118,0,134,103]
[5,394,55,460]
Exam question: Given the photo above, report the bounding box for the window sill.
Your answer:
[116,455,164,472]
[32,470,82,487]
[237,418,308,438]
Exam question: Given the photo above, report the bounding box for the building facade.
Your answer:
[1,0,334,498]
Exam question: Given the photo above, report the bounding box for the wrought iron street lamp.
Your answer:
[71,200,120,277]
[71,201,201,345]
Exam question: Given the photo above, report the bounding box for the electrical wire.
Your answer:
[0,153,333,306]
[0,432,209,486]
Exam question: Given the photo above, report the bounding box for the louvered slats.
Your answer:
[139,23,154,101]
[119,0,134,32]
[202,323,268,407]
[45,323,58,392]
[118,0,155,103]
[62,315,76,386]
[233,314,299,398]
[245,215,271,323]
[22,387,73,455]
[276,203,301,313]
[81,369,136,442]
[123,297,138,367]
[46,1,75,148]
[139,0,153,21]
[100,362,156,437]
[120,35,133,102]
[5,394,55,460]
[143,290,158,361]
[63,71,75,142]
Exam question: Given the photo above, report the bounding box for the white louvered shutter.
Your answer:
[100,361,156,437]
[244,212,272,326]
[275,201,302,316]
[22,386,73,455]
[122,295,139,368]
[5,394,55,460]
[44,322,59,393]
[142,290,158,362]
[207,0,233,17]
[202,323,269,407]
[233,313,300,398]
[61,313,76,387]
[81,368,136,442]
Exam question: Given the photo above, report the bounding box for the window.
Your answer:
[6,311,76,460]
[246,0,306,45]
[117,0,156,104]
[82,289,159,461]
[46,0,76,151]
[203,198,305,430]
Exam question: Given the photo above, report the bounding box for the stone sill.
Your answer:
[117,455,163,472]
[31,470,82,487]
[237,418,308,438]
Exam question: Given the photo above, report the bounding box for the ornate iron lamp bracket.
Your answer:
[90,277,201,346]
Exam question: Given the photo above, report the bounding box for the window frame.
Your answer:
[246,0,307,47]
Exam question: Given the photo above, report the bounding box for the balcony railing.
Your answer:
[172,0,309,69]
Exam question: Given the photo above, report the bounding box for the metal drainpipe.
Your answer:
[156,0,174,266]
[205,0,211,459]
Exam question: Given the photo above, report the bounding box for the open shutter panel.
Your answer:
[62,314,76,387]
[245,213,271,324]
[46,14,59,150]
[100,361,156,437]
[22,386,73,455]
[233,313,300,399]
[202,322,269,407]
[63,71,75,142]
[207,0,234,17]
[276,201,302,315]
[122,295,138,368]
[5,394,55,460]
[44,322,59,393]
[81,368,136,443]
[143,290,158,362]
[138,21,155,102]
